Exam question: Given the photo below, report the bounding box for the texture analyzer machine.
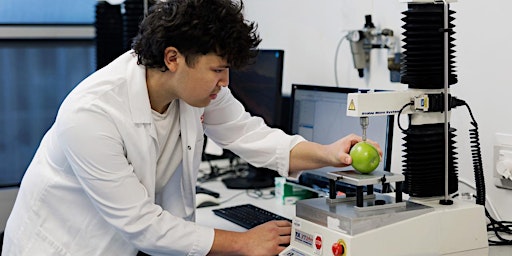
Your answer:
[279,170,488,256]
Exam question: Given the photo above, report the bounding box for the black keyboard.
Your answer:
[212,204,291,229]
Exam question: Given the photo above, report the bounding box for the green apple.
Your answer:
[349,141,380,174]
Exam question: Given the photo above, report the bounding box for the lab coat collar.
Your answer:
[125,51,152,124]
[122,51,159,158]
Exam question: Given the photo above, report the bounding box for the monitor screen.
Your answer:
[290,84,395,193]
[228,49,284,128]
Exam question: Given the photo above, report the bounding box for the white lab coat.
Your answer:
[2,51,305,256]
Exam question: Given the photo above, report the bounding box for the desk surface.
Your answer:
[195,178,511,256]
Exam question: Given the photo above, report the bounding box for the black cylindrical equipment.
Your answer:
[400,3,459,198]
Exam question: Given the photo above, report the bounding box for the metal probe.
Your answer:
[360,117,369,141]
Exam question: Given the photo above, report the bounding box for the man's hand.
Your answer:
[327,133,382,168]
[289,133,383,173]
[209,220,291,255]
[242,220,291,255]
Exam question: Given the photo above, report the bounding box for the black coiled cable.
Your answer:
[468,120,485,206]
[450,97,486,205]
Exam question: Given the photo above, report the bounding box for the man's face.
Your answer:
[174,53,230,108]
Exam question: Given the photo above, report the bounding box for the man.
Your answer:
[2,0,381,255]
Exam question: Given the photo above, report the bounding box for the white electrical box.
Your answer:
[494,133,512,190]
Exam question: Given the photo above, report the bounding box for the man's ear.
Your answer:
[164,47,179,72]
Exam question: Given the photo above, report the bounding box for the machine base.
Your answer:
[280,198,488,256]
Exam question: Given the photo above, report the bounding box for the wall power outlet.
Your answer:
[494,133,512,190]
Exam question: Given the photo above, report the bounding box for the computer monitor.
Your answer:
[220,49,286,189]
[290,84,395,194]
[229,49,284,128]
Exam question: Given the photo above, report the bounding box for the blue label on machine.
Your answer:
[294,230,314,247]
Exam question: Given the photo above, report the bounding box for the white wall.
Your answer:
[244,0,512,220]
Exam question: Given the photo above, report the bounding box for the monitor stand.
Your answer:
[222,165,278,189]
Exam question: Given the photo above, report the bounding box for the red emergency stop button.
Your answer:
[331,239,346,256]
[315,235,322,250]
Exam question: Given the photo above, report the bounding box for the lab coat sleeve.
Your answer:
[203,87,305,177]
[56,105,213,256]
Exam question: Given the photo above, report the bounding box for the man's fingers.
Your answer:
[273,220,292,227]
[278,234,291,246]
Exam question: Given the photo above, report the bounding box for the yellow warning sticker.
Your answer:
[348,99,356,111]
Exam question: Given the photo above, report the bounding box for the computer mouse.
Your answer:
[196,193,220,208]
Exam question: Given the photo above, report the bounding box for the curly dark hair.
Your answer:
[132,0,261,70]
